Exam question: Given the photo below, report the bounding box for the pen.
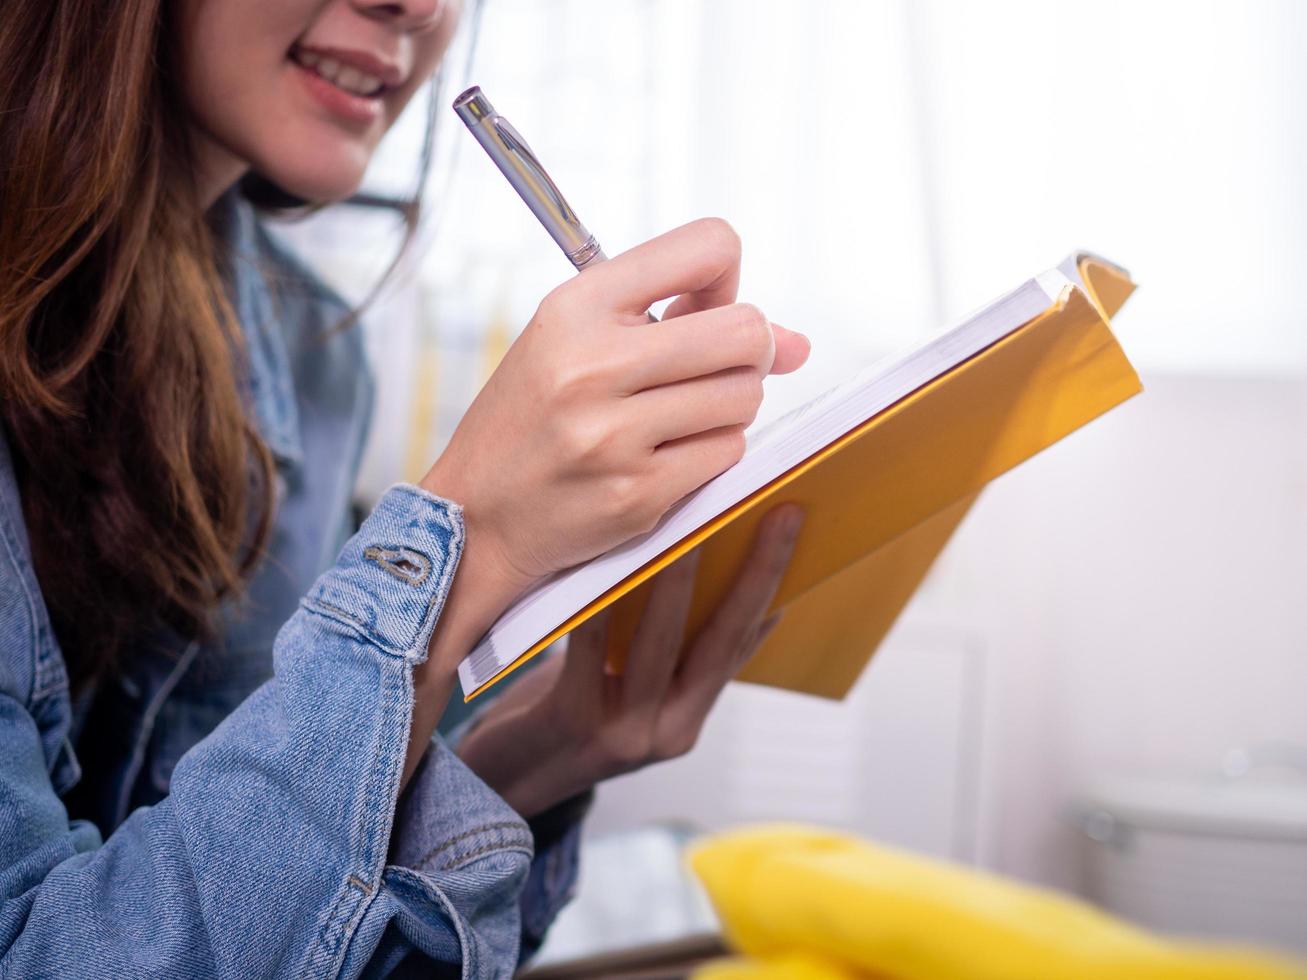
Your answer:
[453,85,658,320]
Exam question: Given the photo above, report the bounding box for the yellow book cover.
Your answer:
[459,255,1140,700]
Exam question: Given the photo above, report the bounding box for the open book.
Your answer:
[458,253,1141,699]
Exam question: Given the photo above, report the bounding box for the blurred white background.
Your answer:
[275,0,1307,958]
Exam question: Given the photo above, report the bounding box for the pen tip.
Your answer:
[452,85,494,123]
[453,85,481,108]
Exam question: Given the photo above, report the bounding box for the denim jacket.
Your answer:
[0,193,580,978]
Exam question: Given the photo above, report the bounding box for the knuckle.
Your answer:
[607,729,654,768]
[729,304,774,365]
[538,341,625,407]
[538,277,602,334]
[540,276,586,315]
[720,368,764,425]
[655,730,698,760]
[733,301,768,332]
[720,425,747,466]
[548,362,598,403]
[558,414,616,465]
[604,472,647,524]
[740,370,765,411]
[535,284,571,327]
[694,216,742,260]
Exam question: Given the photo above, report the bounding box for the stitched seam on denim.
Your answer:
[439,839,534,872]
[302,522,459,657]
[312,756,387,972]
[414,511,464,652]
[413,821,530,871]
[306,876,372,978]
[389,483,463,530]
[346,874,372,895]
[351,658,409,908]
[299,598,407,658]
[309,659,411,978]
[330,879,379,978]
[308,820,383,973]
[301,597,368,631]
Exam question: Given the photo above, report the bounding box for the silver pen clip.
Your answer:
[491,117,580,229]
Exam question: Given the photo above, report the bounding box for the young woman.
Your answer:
[0,0,810,976]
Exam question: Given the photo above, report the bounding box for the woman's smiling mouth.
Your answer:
[289,44,404,124]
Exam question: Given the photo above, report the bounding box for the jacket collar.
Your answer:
[214,190,304,468]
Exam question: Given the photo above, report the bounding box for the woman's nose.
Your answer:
[350,0,448,32]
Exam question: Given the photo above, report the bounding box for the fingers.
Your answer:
[650,425,748,502]
[646,505,803,755]
[561,605,613,693]
[734,611,784,672]
[619,549,701,716]
[770,323,812,375]
[630,367,763,448]
[680,504,804,688]
[482,645,568,718]
[618,302,776,392]
[619,304,811,395]
[581,217,742,317]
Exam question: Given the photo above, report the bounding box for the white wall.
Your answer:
[583,370,1307,892]
[957,371,1307,887]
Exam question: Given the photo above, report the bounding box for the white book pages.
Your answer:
[459,261,1075,696]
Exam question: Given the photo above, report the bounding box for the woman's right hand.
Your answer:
[418,217,809,672]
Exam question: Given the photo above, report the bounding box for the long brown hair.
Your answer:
[0,0,273,687]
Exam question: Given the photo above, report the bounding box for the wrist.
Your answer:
[457,701,584,819]
[420,462,538,675]
[426,531,532,674]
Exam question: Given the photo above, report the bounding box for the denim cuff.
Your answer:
[391,738,588,969]
[386,737,535,971]
[301,483,463,660]
[390,737,534,876]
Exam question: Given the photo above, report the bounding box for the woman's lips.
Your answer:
[291,45,400,92]
[289,55,385,126]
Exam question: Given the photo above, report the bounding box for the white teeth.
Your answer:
[337,66,364,92]
[293,49,384,97]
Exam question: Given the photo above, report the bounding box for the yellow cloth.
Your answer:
[694,953,855,980]
[689,825,1307,980]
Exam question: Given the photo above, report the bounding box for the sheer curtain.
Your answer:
[281,0,1307,497]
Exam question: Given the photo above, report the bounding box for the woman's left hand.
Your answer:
[454,504,804,819]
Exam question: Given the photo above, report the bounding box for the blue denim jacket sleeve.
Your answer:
[0,482,556,978]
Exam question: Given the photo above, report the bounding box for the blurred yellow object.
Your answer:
[689,825,1307,980]
[693,953,856,980]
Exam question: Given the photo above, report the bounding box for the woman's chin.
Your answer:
[254,156,370,205]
